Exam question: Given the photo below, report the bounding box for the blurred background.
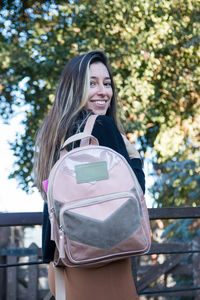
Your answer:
[0,0,200,299]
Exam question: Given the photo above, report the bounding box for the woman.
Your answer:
[34,50,145,300]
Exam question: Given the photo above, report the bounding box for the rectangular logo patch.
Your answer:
[75,161,109,184]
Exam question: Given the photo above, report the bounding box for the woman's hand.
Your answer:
[121,134,141,159]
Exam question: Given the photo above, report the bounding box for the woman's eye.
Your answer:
[105,82,112,87]
[90,81,96,86]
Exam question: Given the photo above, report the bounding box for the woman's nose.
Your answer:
[97,83,106,95]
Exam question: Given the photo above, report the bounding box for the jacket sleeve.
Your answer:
[42,202,56,262]
[92,115,145,194]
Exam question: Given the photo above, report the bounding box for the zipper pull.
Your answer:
[50,208,55,241]
[59,226,65,259]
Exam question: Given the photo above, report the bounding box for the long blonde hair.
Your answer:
[33,50,118,199]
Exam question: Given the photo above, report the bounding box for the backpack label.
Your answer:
[75,161,109,184]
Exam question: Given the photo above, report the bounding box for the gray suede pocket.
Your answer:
[62,197,141,250]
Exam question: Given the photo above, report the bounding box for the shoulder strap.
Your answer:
[60,115,98,157]
[83,114,98,134]
[80,114,98,147]
[54,266,66,300]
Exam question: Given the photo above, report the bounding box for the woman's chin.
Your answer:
[92,109,107,115]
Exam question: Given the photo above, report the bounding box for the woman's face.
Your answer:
[86,62,113,115]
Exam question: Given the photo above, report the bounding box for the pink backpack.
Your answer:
[45,115,151,269]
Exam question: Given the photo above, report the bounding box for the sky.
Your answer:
[0,115,43,212]
[0,112,154,213]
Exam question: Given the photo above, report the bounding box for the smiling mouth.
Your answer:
[91,100,107,105]
[96,101,106,105]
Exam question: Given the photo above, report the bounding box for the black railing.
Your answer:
[0,207,200,298]
[1,207,200,228]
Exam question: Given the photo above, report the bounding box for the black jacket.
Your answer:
[42,115,145,262]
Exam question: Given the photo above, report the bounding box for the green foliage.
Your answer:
[151,159,200,207]
[161,219,198,241]
[0,0,200,205]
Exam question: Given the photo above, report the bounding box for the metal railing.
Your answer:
[0,207,200,297]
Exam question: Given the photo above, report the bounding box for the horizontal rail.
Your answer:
[0,261,46,268]
[149,242,200,255]
[0,207,200,227]
[149,207,200,220]
[139,285,200,295]
[0,212,42,227]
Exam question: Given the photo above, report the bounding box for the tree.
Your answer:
[0,0,199,206]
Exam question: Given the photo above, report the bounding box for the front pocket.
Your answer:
[59,192,142,262]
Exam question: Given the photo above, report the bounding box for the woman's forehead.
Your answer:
[89,62,110,78]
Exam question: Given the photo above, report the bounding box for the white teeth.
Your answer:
[96,101,106,105]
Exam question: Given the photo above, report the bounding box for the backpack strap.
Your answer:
[80,114,98,147]
[60,115,98,157]
[54,266,66,300]
[62,132,98,149]
[83,114,98,134]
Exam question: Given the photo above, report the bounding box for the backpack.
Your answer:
[44,115,151,299]
[45,115,151,269]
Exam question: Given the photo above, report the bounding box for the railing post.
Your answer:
[192,236,200,299]
[6,243,17,300]
[0,227,10,300]
[28,243,39,300]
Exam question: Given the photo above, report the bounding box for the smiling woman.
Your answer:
[33,50,145,300]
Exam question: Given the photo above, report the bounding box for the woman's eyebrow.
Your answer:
[90,76,111,80]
